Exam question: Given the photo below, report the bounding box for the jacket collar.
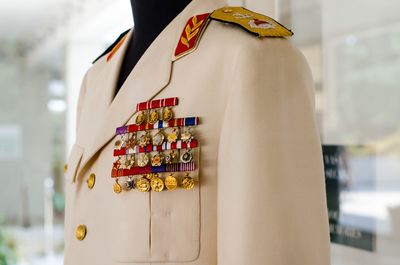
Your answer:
[77,0,226,179]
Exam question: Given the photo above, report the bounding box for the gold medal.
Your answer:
[124,155,135,169]
[180,149,193,163]
[150,174,164,192]
[181,173,195,190]
[149,109,159,124]
[135,176,151,192]
[138,131,151,147]
[165,174,178,190]
[135,111,146,125]
[137,153,150,167]
[181,127,193,143]
[167,128,179,143]
[152,130,165,146]
[113,178,122,194]
[151,152,164,166]
[162,107,174,122]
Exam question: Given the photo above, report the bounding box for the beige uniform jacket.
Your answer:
[64,0,331,264]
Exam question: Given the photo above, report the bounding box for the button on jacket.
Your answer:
[63,0,331,264]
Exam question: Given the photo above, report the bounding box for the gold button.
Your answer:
[87,173,96,189]
[75,225,87,241]
[223,8,233,13]
[63,163,68,173]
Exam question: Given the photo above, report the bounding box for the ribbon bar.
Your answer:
[114,139,198,156]
[115,117,200,135]
[136,97,179,112]
[111,162,196,178]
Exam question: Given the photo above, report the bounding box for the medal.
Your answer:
[162,107,174,122]
[149,109,159,124]
[151,152,164,167]
[124,177,135,191]
[113,157,121,170]
[125,133,136,150]
[180,149,193,163]
[150,174,164,192]
[114,138,123,150]
[165,174,178,190]
[137,153,150,167]
[167,128,179,143]
[135,176,151,192]
[152,130,165,146]
[113,178,122,194]
[124,155,135,169]
[181,173,195,190]
[181,127,194,143]
[135,111,146,125]
[138,131,151,147]
[164,150,177,164]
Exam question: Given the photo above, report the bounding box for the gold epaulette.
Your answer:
[210,7,293,38]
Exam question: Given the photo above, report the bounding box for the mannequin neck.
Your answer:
[130,0,192,43]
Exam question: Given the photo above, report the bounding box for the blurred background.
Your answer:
[0,0,399,264]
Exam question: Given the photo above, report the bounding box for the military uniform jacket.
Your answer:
[64,0,331,264]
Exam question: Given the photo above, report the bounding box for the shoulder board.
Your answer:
[210,7,293,38]
[92,28,130,64]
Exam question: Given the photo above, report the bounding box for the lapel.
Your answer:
[76,0,226,178]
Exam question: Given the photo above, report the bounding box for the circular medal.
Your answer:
[162,107,174,122]
[124,177,135,191]
[150,175,164,192]
[180,149,193,163]
[136,176,151,192]
[167,128,179,143]
[181,128,193,143]
[152,130,165,146]
[135,111,146,125]
[149,110,159,124]
[181,173,195,190]
[151,152,164,167]
[114,139,123,150]
[165,174,178,190]
[113,179,122,194]
[138,132,151,147]
[137,153,150,167]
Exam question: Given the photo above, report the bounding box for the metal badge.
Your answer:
[162,107,174,122]
[114,139,123,150]
[165,150,177,164]
[181,173,195,190]
[167,128,179,143]
[150,174,165,192]
[180,149,193,163]
[135,176,151,192]
[149,110,159,124]
[124,177,135,191]
[181,127,194,143]
[125,133,136,150]
[152,130,165,146]
[138,132,151,147]
[165,174,178,190]
[137,153,150,167]
[124,155,135,169]
[135,111,146,125]
[151,152,164,167]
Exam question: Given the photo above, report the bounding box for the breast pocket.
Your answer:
[64,143,84,248]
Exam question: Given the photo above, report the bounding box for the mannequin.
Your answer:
[115,0,192,97]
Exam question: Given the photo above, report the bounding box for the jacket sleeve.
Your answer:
[217,38,331,265]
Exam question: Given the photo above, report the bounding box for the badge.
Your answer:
[137,153,150,167]
[162,107,174,122]
[181,128,193,143]
[136,111,146,125]
[150,174,164,192]
[167,128,179,143]
[138,132,151,147]
[135,176,151,192]
[114,139,123,150]
[165,174,178,190]
[124,155,135,169]
[124,177,135,191]
[181,173,195,190]
[180,149,193,163]
[113,179,122,194]
[149,110,159,124]
[113,157,121,170]
[152,130,165,146]
[165,150,177,164]
[125,133,136,150]
[151,152,164,167]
